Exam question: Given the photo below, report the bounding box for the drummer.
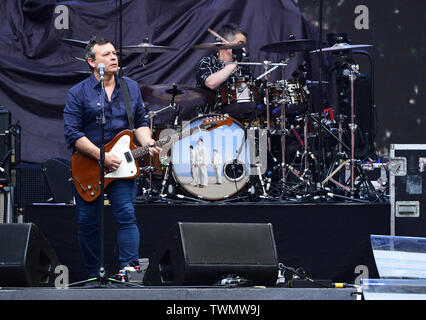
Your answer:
[195,23,251,115]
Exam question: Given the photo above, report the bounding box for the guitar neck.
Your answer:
[131,125,200,160]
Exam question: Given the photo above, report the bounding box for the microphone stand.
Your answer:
[97,71,107,284]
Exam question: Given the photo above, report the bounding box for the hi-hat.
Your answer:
[260,39,317,53]
[121,42,178,54]
[191,42,246,50]
[141,84,215,108]
[310,43,372,53]
[61,38,89,48]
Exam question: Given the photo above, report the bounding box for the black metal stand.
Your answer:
[97,74,107,283]
[315,0,327,182]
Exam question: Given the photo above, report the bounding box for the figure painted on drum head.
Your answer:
[189,145,199,186]
[195,137,208,188]
[212,149,223,184]
[195,23,256,119]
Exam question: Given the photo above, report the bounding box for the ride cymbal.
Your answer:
[260,39,317,53]
[121,42,178,54]
[191,42,246,50]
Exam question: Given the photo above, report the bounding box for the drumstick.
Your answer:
[208,28,229,43]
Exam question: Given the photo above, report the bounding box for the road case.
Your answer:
[390,144,426,236]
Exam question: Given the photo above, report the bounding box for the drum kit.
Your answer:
[62,36,380,204]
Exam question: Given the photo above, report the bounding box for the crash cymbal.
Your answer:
[310,43,372,53]
[121,42,178,54]
[260,39,317,53]
[191,42,246,50]
[61,38,89,48]
[141,84,215,108]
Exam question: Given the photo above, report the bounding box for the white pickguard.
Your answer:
[104,135,138,178]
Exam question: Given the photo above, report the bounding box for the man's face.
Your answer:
[220,32,247,61]
[89,42,119,75]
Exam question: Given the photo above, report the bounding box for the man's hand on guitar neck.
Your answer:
[134,127,161,157]
[145,138,162,157]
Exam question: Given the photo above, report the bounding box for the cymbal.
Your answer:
[141,84,215,108]
[310,43,372,53]
[61,38,89,48]
[191,42,246,50]
[121,43,178,54]
[260,39,317,53]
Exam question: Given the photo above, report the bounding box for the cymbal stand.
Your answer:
[248,59,291,187]
[143,104,177,198]
[337,113,345,185]
[255,60,285,151]
[159,159,171,199]
[315,64,379,199]
[348,64,359,193]
[273,58,292,190]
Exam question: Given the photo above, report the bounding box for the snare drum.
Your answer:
[219,76,259,120]
[170,114,251,201]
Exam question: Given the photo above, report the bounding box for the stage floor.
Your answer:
[0,286,359,301]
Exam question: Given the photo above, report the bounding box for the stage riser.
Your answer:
[23,203,390,284]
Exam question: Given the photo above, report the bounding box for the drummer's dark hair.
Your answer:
[217,23,247,42]
[84,36,113,69]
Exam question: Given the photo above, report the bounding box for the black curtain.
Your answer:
[0,0,329,163]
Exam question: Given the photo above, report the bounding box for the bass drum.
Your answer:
[170,114,251,201]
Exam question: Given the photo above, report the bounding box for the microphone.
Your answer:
[98,63,105,81]
[232,48,244,62]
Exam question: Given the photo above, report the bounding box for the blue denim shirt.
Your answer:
[63,74,148,149]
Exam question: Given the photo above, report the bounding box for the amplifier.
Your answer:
[15,163,52,209]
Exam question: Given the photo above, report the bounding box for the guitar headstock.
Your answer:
[201,116,233,131]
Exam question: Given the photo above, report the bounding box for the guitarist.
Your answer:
[63,36,161,280]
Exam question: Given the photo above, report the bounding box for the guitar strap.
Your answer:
[119,77,135,131]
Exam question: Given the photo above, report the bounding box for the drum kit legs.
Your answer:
[136,70,380,204]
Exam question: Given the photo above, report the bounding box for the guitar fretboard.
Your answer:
[131,125,203,159]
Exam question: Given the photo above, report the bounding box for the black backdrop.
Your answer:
[296,0,425,155]
[0,0,424,164]
[0,0,326,163]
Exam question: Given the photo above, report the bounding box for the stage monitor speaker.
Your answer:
[143,222,279,286]
[0,223,61,287]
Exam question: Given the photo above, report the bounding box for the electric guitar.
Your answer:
[71,115,232,202]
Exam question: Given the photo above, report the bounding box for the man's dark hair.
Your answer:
[84,36,112,69]
[217,23,247,42]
